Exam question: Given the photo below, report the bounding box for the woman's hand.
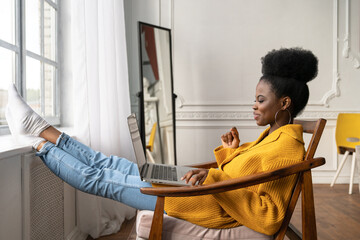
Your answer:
[181,169,209,186]
[221,127,240,149]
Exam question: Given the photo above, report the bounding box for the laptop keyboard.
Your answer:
[151,165,178,181]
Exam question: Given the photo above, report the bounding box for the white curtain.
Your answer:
[71,0,136,238]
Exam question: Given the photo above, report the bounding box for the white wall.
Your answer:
[125,0,360,184]
[175,0,360,184]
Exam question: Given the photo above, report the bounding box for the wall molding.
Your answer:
[342,0,360,69]
[317,0,342,107]
[176,109,358,121]
[312,176,356,184]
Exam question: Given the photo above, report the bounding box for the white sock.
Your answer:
[6,105,46,149]
[6,83,50,137]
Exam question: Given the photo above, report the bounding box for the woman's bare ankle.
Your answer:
[39,126,61,144]
[36,141,47,151]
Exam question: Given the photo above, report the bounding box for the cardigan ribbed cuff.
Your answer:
[213,146,237,165]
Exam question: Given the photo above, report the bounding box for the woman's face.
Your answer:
[253,80,283,127]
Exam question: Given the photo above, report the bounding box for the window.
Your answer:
[0,0,59,134]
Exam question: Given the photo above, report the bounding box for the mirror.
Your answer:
[138,22,177,165]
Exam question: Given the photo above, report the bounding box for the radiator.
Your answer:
[23,153,64,240]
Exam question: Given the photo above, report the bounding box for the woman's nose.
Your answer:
[252,103,257,110]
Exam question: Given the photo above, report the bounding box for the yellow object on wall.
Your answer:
[146,122,157,152]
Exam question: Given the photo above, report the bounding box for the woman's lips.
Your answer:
[253,113,260,120]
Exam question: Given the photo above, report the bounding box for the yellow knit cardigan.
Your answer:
[163,124,305,235]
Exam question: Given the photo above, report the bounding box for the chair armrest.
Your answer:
[185,161,218,169]
[140,157,325,197]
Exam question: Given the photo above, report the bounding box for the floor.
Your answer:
[288,184,360,240]
[89,184,360,240]
[86,216,137,240]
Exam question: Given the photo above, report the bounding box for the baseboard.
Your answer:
[66,227,88,240]
[312,175,359,184]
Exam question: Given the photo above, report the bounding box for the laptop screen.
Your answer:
[127,114,147,170]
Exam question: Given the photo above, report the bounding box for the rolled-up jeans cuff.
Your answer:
[36,141,55,157]
[35,132,68,157]
[55,132,70,148]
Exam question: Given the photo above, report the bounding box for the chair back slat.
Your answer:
[294,119,326,160]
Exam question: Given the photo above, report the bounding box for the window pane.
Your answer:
[0,0,16,44]
[26,0,41,55]
[44,64,55,117]
[26,57,41,114]
[0,47,16,126]
[44,2,56,61]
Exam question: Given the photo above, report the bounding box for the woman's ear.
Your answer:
[281,96,292,110]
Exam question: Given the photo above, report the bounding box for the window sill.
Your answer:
[0,127,75,159]
[0,135,33,159]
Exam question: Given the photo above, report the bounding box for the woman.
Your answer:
[6,47,318,235]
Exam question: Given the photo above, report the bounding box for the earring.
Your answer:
[275,109,292,128]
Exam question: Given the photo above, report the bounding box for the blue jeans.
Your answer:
[36,132,157,211]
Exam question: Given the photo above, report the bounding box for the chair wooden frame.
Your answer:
[140,119,327,240]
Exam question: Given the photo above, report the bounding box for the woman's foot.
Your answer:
[6,83,50,136]
[5,83,50,148]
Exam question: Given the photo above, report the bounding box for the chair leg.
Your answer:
[349,154,356,194]
[286,224,302,240]
[356,146,360,193]
[358,158,360,194]
[146,149,156,163]
[330,151,350,187]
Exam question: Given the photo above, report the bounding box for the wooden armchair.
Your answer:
[139,119,327,240]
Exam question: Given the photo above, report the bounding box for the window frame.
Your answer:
[0,0,60,135]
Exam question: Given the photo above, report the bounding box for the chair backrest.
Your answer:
[295,119,327,160]
[335,113,360,154]
[275,118,326,240]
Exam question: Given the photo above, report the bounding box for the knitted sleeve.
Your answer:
[213,146,236,165]
[213,141,253,166]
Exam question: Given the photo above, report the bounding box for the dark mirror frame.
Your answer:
[137,21,177,165]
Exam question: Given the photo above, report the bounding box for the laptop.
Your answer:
[127,113,196,186]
